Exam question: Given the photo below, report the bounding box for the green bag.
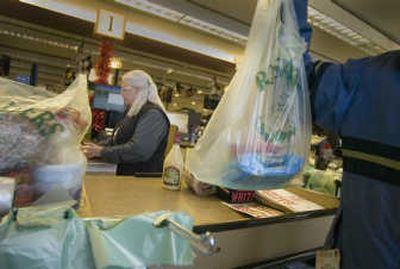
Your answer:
[0,201,95,269]
[303,166,338,196]
[86,211,194,269]
[0,204,194,269]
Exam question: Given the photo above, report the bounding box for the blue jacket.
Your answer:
[293,0,400,268]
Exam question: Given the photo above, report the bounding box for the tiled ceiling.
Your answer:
[188,0,257,25]
[333,0,400,44]
[189,0,400,46]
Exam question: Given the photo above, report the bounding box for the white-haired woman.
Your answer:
[82,70,170,175]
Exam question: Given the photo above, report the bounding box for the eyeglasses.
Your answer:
[121,85,144,92]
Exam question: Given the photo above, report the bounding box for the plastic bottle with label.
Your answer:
[162,135,183,191]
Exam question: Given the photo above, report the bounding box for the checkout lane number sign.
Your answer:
[95,9,126,40]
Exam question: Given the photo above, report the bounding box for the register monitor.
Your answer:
[166,112,189,133]
[92,84,125,112]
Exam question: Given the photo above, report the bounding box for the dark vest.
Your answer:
[112,102,170,175]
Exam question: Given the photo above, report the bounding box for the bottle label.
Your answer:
[163,166,180,189]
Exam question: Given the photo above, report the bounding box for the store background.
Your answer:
[0,0,398,128]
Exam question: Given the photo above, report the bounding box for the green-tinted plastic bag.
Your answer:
[0,205,194,269]
[303,166,338,196]
[86,211,194,269]
[0,202,95,269]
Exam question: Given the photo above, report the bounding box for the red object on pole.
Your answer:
[95,40,113,85]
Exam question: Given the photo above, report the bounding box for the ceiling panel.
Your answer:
[188,0,257,25]
[333,0,400,43]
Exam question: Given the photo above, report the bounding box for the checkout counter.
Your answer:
[81,166,339,269]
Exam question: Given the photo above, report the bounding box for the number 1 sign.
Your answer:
[95,9,126,40]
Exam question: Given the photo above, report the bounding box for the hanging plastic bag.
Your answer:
[187,0,311,190]
[0,75,91,206]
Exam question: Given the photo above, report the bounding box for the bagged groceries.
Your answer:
[0,75,91,207]
[187,0,311,190]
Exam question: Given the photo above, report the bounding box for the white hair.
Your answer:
[122,70,166,117]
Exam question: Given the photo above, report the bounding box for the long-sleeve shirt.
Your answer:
[101,109,168,164]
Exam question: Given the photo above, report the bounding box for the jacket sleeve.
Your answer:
[310,60,362,134]
[293,0,313,71]
[100,109,168,163]
[293,0,359,134]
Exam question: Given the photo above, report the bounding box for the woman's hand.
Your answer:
[81,143,103,159]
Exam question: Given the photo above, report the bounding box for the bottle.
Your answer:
[162,135,183,191]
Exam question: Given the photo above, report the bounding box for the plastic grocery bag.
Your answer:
[0,75,91,206]
[86,211,194,269]
[0,202,95,269]
[0,204,195,269]
[187,0,311,190]
[303,166,339,196]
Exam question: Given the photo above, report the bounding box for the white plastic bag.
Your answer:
[187,0,311,190]
[0,75,91,206]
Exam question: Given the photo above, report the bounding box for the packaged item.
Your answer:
[163,142,184,191]
[186,0,311,190]
[255,189,324,213]
[222,202,283,219]
[217,187,255,203]
[0,75,91,207]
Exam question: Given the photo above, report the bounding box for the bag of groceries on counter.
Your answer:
[0,74,91,207]
[186,0,311,190]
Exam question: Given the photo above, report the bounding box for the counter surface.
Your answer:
[80,175,244,225]
[80,175,339,230]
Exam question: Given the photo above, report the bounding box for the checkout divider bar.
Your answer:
[153,212,220,256]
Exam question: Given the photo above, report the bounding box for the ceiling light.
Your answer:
[191,101,196,105]
[196,90,203,94]
[115,0,247,45]
[126,22,236,63]
[109,57,123,69]
[0,29,78,50]
[115,0,183,21]
[179,15,247,45]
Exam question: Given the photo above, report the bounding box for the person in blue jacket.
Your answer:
[293,0,400,268]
